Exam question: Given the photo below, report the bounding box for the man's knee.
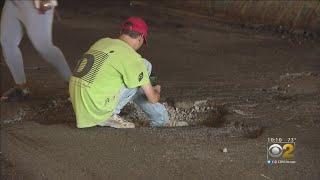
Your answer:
[149,104,169,126]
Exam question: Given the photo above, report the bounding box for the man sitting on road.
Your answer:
[69,17,187,128]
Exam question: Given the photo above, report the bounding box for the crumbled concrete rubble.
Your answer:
[280,72,320,95]
[122,99,263,137]
[279,72,318,81]
[2,108,30,124]
[28,97,75,125]
[1,96,263,138]
[121,99,227,127]
[3,97,261,136]
[265,72,320,95]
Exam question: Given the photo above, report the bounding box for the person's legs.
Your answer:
[0,0,26,85]
[132,90,169,126]
[99,85,169,128]
[113,88,138,115]
[21,1,71,82]
[0,1,30,101]
[113,59,169,126]
[133,59,169,126]
[97,84,137,128]
[113,58,152,115]
[99,59,171,128]
[97,114,135,128]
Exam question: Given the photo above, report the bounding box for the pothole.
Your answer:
[121,99,263,138]
[3,97,264,138]
[121,99,228,127]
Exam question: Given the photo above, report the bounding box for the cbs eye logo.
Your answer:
[268,144,294,159]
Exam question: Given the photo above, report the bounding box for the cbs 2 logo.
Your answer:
[268,143,294,159]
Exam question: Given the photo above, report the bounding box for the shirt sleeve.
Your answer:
[121,57,150,89]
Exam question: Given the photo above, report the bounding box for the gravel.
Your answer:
[121,99,227,126]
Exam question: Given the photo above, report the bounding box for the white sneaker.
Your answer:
[166,121,189,127]
[100,115,135,128]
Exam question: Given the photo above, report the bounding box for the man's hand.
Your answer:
[154,85,161,94]
[142,83,161,103]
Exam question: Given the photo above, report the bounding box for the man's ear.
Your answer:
[140,35,145,43]
[137,36,142,44]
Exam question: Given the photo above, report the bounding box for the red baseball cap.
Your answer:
[121,17,148,45]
